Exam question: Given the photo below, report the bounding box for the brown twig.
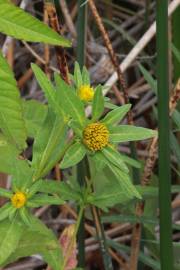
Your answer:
[45,1,69,83]
[129,78,180,270]
[88,0,133,124]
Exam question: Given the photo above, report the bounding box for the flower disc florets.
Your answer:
[78,85,94,102]
[11,191,26,208]
[83,122,109,151]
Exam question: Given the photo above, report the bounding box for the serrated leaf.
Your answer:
[101,146,129,173]
[32,110,67,180]
[27,194,64,208]
[0,51,27,151]
[22,99,47,138]
[74,62,82,88]
[92,85,104,121]
[0,134,19,174]
[3,223,63,270]
[11,157,33,190]
[60,142,86,169]
[0,216,23,265]
[31,64,65,119]
[55,74,86,127]
[0,1,71,46]
[102,104,131,125]
[109,125,157,143]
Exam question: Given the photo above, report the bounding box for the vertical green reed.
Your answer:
[156,1,173,269]
[76,0,87,267]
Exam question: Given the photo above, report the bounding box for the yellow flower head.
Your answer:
[83,122,109,151]
[11,191,26,208]
[78,85,94,102]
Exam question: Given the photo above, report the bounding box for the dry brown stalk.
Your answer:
[129,78,180,270]
[88,0,133,124]
[59,0,77,38]
[45,2,69,83]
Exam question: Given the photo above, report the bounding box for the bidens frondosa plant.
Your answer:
[0,55,157,269]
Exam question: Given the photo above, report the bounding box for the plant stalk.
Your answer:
[156,0,173,269]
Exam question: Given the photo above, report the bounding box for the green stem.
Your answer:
[76,1,88,267]
[77,0,87,67]
[156,0,173,269]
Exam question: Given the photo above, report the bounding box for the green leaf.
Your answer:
[19,207,33,226]
[0,203,12,222]
[0,188,12,199]
[55,73,86,127]
[102,104,131,125]
[0,216,23,265]
[11,158,33,190]
[32,110,67,180]
[60,142,86,169]
[56,182,82,202]
[27,194,64,208]
[3,223,63,270]
[0,134,19,174]
[31,64,65,119]
[109,125,157,143]
[0,51,27,151]
[92,152,141,199]
[171,43,180,64]
[22,100,47,138]
[0,1,71,46]
[138,63,157,94]
[92,85,104,121]
[69,120,83,138]
[88,188,130,212]
[82,66,90,85]
[118,152,141,169]
[74,62,82,88]
[101,146,129,173]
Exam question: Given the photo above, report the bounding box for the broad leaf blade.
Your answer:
[0,1,71,46]
[101,146,129,173]
[55,74,86,127]
[32,110,67,180]
[60,142,86,169]
[0,216,23,265]
[31,64,65,119]
[0,51,27,151]
[22,99,47,138]
[102,104,131,125]
[109,125,157,143]
[3,225,63,270]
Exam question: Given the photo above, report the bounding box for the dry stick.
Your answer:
[88,0,133,124]
[45,1,69,83]
[59,0,77,38]
[104,0,180,91]
[129,79,180,270]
